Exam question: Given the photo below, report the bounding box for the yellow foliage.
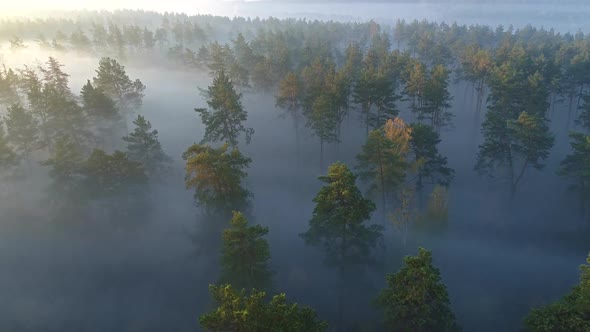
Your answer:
[384,117,412,156]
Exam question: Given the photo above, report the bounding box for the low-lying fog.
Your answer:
[1,3,589,331]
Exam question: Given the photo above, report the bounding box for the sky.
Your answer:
[2,0,236,16]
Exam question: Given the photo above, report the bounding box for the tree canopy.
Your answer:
[375,247,461,332]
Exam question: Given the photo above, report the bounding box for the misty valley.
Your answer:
[0,8,589,332]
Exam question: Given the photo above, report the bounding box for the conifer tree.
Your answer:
[123,115,171,176]
[220,211,272,291]
[376,248,461,332]
[200,284,327,332]
[183,143,251,213]
[196,70,254,146]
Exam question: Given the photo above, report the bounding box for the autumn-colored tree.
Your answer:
[356,119,412,212]
[183,143,251,213]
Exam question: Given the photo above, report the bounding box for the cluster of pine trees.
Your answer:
[0,56,170,228]
[1,10,590,331]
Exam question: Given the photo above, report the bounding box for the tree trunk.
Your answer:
[365,103,370,138]
[320,138,324,171]
[294,115,301,165]
[511,159,528,197]
[337,222,347,332]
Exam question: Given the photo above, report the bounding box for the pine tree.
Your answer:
[0,122,17,171]
[558,132,590,222]
[523,253,590,332]
[80,149,147,198]
[183,143,251,213]
[4,104,41,163]
[376,248,461,332]
[409,123,454,190]
[196,70,254,146]
[40,57,71,97]
[41,135,85,220]
[122,115,171,176]
[200,284,327,332]
[356,127,409,212]
[93,57,146,111]
[301,162,383,329]
[220,211,273,291]
[421,65,453,132]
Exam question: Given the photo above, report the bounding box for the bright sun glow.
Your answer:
[3,0,232,16]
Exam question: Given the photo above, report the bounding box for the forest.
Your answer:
[0,8,589,332]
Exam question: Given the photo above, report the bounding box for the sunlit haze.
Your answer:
[3,0,234,16]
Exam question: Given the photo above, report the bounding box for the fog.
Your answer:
[0,2,589,332]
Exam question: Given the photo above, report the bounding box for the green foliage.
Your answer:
[93,57,145,111]
[404,60,427,110]
[558,132,590,220]
[477,110,554,193]
[375,248,461,332]
[42,84,89,146]
[80,80,119,120]
[559,132,590,185]
[200,284,327,332]
[353,66,399,134]
[41,134,83,183]
[357,118,415,210]
[276,72,302,113]
[80,149,147,198]
[301,162,382,268]
[40,135,85,219]
[40,57,71,97]
[0,122,17,170]
[122,115,171,176]
[0,65,20,106]
[416,185,451,233]
[523,254,590,332]
[183,143,251,213]
[577,93,590,130]
[356,128,407,202]
[220,211,273,291]
[4,104,41,159]
[420,64,453,131]
[307,92,340,145]
[409,123,454,190]
[476,44,555,194]
[196,70,254,146]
